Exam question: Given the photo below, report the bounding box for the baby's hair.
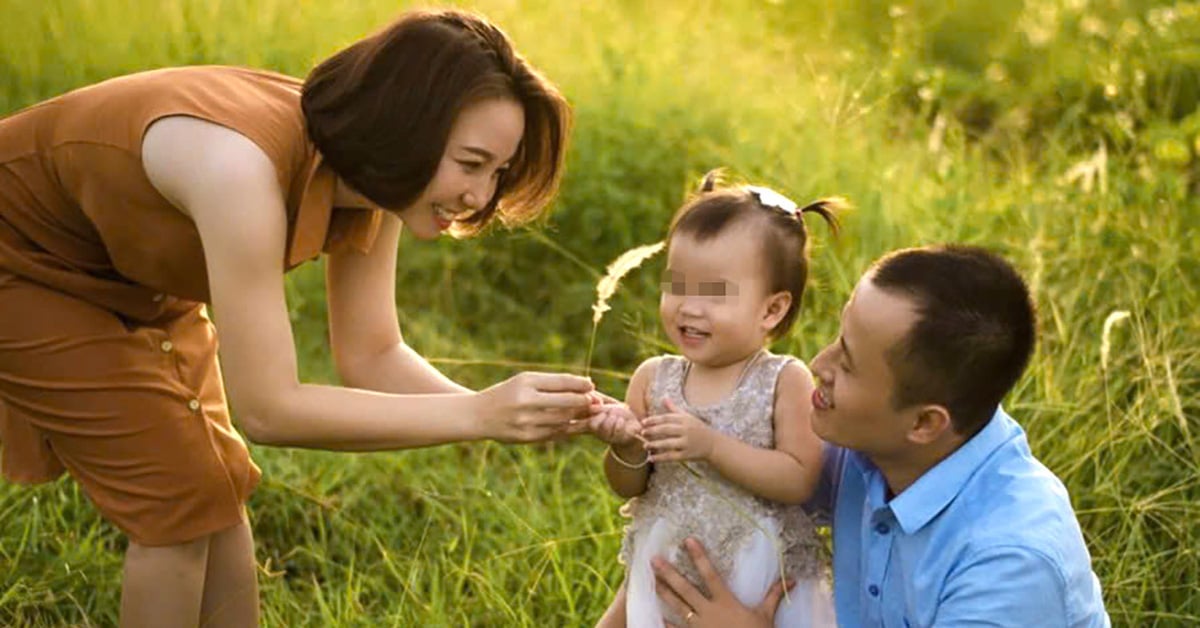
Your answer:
[666,169,844,339]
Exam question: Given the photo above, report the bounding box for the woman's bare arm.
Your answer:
[326,214,469,394]
[142,116,591,449]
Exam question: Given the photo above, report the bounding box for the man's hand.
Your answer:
[653,538,790,628]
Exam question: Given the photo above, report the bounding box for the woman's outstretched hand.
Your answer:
[475,372,595,443]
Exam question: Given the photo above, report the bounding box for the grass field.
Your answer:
[1,0,1198,625]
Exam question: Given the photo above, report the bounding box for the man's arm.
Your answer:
[935,545,1070,627]
[802,441,846,525]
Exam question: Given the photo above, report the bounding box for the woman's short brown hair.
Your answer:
[301,9,571,233]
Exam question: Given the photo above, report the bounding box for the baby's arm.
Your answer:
[710,360,823,503]
[598,358,658,498]
[644,361,822,504]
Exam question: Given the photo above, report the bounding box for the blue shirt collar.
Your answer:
[883,407,1023,534]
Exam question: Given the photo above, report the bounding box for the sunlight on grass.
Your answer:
[1,0,1197,625]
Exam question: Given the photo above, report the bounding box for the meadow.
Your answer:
[1,0,1198,625]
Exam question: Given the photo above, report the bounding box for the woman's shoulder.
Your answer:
[50,65,307,167]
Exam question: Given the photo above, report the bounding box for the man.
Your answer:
[652,245,1109,627]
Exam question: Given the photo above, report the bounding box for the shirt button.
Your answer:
[187,399,201,412]
[160,340,174,353]
[868,584,880,597]
[875,522,890,535]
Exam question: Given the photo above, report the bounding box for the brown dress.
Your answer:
[0,66,382,545]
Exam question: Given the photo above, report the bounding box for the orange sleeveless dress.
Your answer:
[0,66,382,545]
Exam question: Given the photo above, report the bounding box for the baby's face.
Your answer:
[660,225,780,367]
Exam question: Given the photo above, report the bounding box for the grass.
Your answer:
[2,0,1198,625]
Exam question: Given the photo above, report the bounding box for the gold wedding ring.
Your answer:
[685,610,696,623]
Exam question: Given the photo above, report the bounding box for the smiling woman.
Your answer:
[0,8,587,628]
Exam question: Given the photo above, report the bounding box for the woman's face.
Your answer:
[398,97,525,239]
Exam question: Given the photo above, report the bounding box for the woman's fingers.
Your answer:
[559,417,591,436]
[532,391,593,410]
[592,391,621,405]
[524,372,594,394]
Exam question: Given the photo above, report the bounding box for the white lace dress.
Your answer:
[620,353,834,628]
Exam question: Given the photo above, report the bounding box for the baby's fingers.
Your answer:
[587,412,608,432]
[642,423,684,441]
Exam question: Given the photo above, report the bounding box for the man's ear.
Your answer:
[762,291,792,332]
[907,404,954,445]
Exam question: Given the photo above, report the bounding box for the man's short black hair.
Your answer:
[870,245,1036,436]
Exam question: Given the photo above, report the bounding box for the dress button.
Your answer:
[875,522,890,535]
[160,340,173,353]
[868,584,880,597]
[187,399,201,412]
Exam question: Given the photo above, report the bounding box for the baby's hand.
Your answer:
[642,398,715,462]
[586,390,621,407]
[588,403,644,446]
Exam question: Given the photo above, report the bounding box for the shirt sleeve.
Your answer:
[802,442,845,525]
[934,545,1070,627]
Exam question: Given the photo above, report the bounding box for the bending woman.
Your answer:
[0,9,590,627]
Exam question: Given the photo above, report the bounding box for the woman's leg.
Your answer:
[121,535,210,627]
[199,515,259,627]
[120,516,258,628]
[0,282,262,625]
[596,580,628,628]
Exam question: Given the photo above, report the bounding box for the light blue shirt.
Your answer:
[810,408,1110,627]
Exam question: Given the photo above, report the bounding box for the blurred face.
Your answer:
[398,97,525,239]
[659,225,789,368]
[809,274,921,457]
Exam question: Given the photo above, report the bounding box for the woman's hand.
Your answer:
[475,372,594,443]
[588,403,644,447]
[642,398,716,462]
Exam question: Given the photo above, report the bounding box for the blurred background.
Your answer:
[1,0,1197,625]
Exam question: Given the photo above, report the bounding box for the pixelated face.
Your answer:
[398,97,524,239]
[659,225,788,367]
[809,274,920,457]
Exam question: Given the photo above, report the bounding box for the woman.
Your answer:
[0,9,592,627]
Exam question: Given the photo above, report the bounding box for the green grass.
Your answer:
[2,0,1198,625]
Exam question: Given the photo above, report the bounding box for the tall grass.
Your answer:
[1,0,1197,625]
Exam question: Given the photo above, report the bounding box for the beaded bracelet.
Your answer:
[608,446,650,469]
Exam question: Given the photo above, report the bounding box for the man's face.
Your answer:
[810,274,921,458]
